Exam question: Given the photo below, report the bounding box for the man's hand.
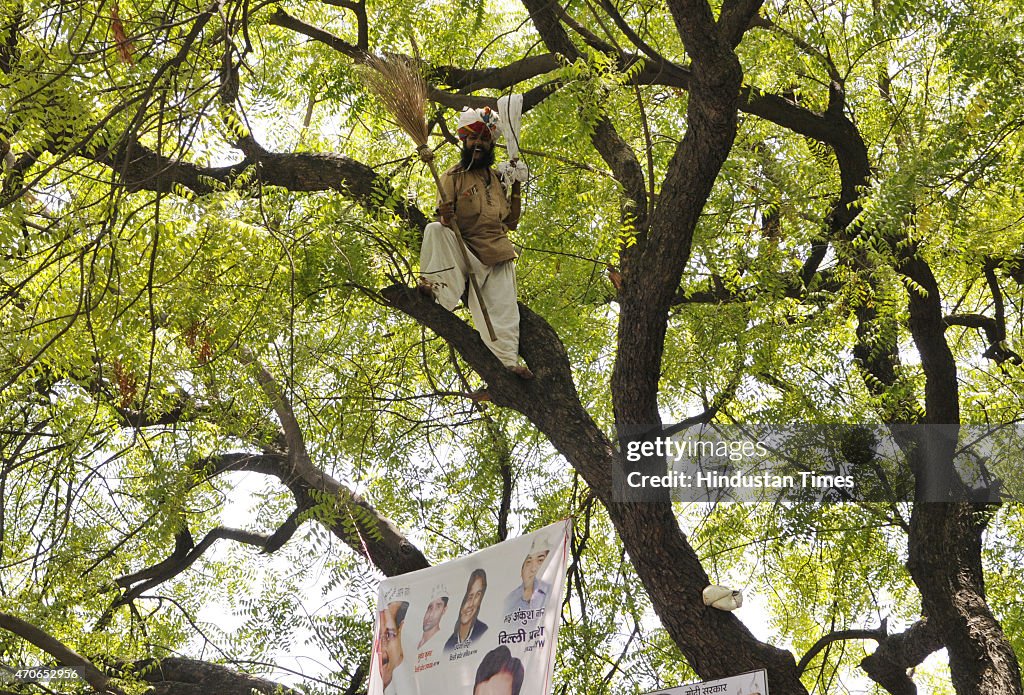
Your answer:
[437,201,455,226]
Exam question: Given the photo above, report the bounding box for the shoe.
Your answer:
[507,364,534,380]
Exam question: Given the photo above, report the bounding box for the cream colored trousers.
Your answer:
[420,222,521,367]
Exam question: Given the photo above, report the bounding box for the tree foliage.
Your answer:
[2,0,1024,693]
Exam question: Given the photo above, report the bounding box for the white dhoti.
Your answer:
[420,221,521,367]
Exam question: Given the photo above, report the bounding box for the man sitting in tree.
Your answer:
[417,107,533,380]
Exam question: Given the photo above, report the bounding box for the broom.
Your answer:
[363,55,497,342]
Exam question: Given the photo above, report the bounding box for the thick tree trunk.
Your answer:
[898,239,1022,694]
[908,504,1022,694]
[607,503,809,692]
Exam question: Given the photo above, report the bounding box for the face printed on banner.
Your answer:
[474,670,516,695]
[422,596,447,634]
[520,549,549,589]
[460,571,487,629]
[473,646,524,695]
[378,601,408,686]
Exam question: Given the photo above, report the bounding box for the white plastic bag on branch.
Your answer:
[702,585,743,611]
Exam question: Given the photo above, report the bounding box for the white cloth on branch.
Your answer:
[497,94,528,187]
[497,94,523,158]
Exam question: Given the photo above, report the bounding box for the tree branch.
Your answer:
[110,510,306,613]
[0,612,126,695]
[130,656,303,695]
[234,351,430,575]
[113,399,200,429]
[718,0,765,48]
[597,0,675,67]
[268,8,365,61]
[944,313,1021,364]
[592,117,649,228]
[317,0,368,51]
[669,269,842,306]
[434,54,562,91]
[797,621,887,675]
[0,3,21,75]
[859,618,944,695]
[82,139,429,230]
[115,528,195,588]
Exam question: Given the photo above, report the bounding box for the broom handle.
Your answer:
[424,161,499,343]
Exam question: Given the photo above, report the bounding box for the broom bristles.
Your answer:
[363,54,430,147]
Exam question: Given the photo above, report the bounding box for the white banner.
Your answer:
[368,520,570,695]
[643,669,769,695]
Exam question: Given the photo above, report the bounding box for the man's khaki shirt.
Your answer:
[438,164,520,266]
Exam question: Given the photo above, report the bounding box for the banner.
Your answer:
[368,520,570,695]
[643,670,769,695]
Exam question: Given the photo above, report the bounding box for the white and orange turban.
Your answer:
[456,107,500,140]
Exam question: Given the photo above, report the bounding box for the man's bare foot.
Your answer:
[507,364,534,380]
[417,276,437,300]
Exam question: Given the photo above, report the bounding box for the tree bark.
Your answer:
[908,503,1021,693]
[859,619,943,695]
[131,657,303,695]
